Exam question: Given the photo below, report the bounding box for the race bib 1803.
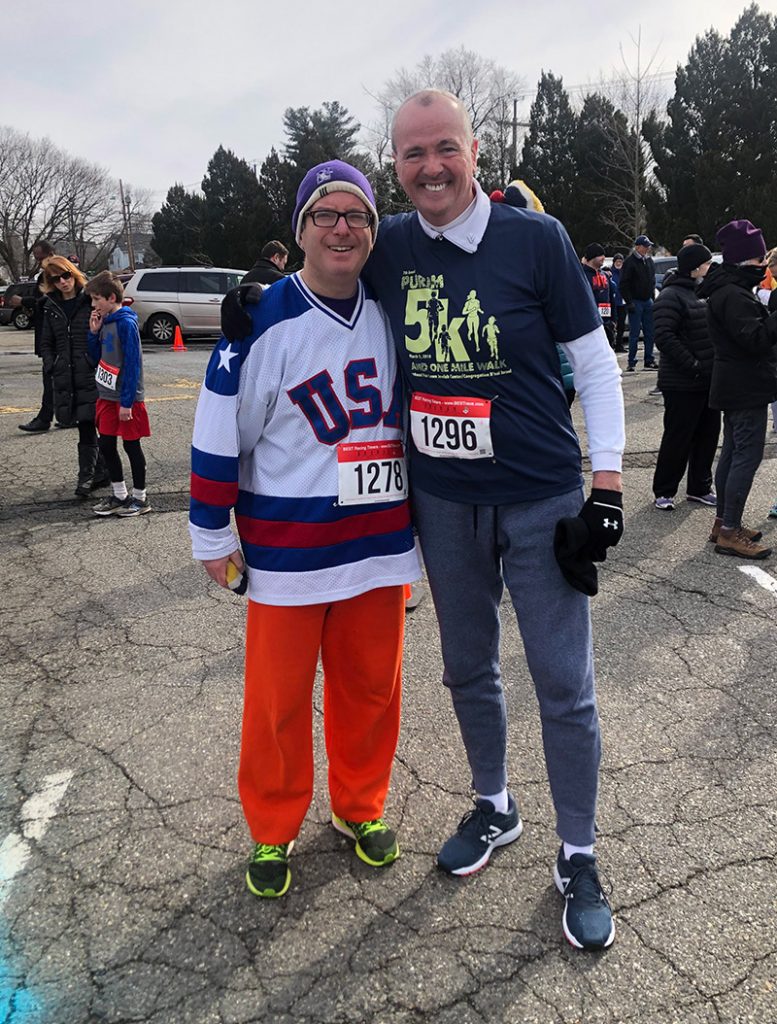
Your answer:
[410,393,493,459]
[96,359,119,391]
[337,440,407,506]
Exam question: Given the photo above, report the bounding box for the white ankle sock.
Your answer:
[478,789,508,814]
[112,482,128,499]
[563,841,594,860]
[132,488,147,501]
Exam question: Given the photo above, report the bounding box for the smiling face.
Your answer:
[392,93,478,227]
[298,191,373,299]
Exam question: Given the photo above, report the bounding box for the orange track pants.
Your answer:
[239,585,405,843]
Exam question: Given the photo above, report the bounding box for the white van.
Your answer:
[122,266,246,342]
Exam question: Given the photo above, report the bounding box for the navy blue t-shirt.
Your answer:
[364,204,602,504]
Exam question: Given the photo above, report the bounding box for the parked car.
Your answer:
[0,280,37,329]
[653,256,678,291]
[122,266,246,342]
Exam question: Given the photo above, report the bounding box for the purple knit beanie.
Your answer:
[292,160,378,245]
[715,219,766,264]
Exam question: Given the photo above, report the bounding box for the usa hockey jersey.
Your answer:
[189,273,421,606]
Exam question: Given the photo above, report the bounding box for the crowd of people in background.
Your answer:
[577,225,777,550]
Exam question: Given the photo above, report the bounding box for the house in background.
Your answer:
[109,232,155,272]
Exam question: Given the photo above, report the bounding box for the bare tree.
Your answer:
[0,126,154,278]
[586,30,669,239]
[367,47,525,175]
[0,129,67,279]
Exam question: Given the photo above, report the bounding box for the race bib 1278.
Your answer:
[337,440,407,506]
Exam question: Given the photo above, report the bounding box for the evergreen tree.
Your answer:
[517,72,578,230]
[645,4,777,249]
[283,101,361,168]
[201,146,264,269]
[257,147,298,253]
[150,184,207,265]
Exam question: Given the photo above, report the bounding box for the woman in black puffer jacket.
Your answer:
[651,244,721,509]
[39,256,109,497]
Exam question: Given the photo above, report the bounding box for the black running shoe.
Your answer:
[93,495,130,516]
[116,496,151,517]
[437,795,523,875]
[554,845,615,950]
[246,841,294,898]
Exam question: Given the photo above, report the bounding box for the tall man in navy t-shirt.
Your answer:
[220,90,625,950]
[369,90,625,951]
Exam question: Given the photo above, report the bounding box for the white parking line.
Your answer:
[739,565,777,595]
[0,770,74,902]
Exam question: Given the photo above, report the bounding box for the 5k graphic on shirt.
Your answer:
[400,271,510,380]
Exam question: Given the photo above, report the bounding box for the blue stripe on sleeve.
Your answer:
[191,446,239,482]
[189,498,231,530]
[235,491,404,523]
[242,529,415,573]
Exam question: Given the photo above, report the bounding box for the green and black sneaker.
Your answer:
[245,840,294,898]
[331,814,399,867]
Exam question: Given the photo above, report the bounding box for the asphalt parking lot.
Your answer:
[1,324,776,1024]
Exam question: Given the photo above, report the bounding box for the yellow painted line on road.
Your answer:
[1,394,198,415]
[144,394,199,404]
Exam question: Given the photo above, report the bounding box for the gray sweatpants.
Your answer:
[413,486,601,846]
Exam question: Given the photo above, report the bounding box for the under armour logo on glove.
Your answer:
[578,489,624,562]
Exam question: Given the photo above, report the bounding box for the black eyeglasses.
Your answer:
[48,271,73,284]
[306,209,373,229]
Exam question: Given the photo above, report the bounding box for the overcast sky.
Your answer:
[1,0,766,209]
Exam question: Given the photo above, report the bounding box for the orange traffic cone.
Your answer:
[171,325,187,351]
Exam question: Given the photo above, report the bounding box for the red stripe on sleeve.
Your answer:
[190,472,238,507]
[236,503,411,548]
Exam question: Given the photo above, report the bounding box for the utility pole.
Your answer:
[506,100,530,175]
[634,28,642,239]
[497,100,530,179]
[118,179,136,272]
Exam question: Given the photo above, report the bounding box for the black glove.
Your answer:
[554,517,598,596]
[625,302,635,313]
[578,489,624,562]
[220,283,264,340]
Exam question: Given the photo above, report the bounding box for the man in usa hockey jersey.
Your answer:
[189,161,420,898]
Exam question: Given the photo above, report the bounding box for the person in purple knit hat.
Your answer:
[697,219,777,558]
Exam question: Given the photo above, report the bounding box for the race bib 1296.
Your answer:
[410,393,493,459]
